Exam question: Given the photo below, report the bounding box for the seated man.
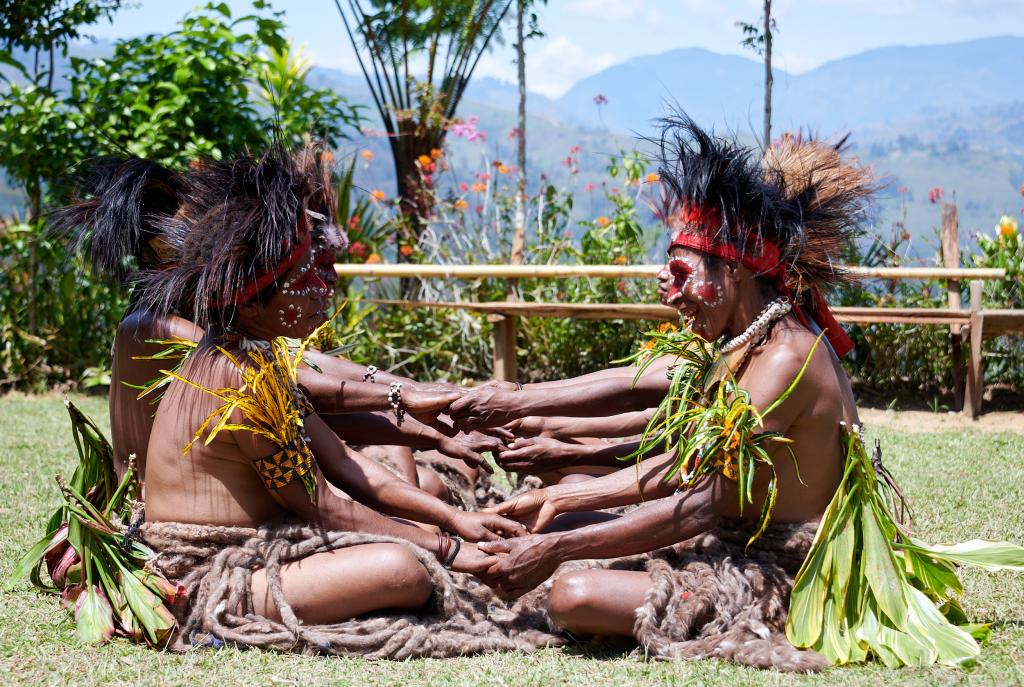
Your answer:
[127,144,528,632]
[53,152,495,492]
[477,117,1024,671]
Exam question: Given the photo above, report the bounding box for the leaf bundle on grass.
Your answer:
[787,425,1024,666]
[5,400,180,645]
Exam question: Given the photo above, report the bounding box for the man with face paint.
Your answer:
[54,150,499,496]
[468,117,881,671]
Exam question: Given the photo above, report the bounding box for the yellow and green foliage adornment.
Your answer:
[621,322,822,547]
[5,400,180,645]
[161,322,331,505]
[787,424,1024,667]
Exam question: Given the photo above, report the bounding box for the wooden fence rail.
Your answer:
[336,263,1021,417]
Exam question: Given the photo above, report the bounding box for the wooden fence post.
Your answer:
[940,203,964,408]
[489,314,517,382]
[964,280,985,418]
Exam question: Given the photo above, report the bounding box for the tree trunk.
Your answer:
[512,0,526,269]
[763,0,773,148]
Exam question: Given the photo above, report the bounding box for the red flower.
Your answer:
[348,241,368,259]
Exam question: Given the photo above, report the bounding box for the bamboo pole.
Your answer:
[359,299,975,325]
[336,263,1006,280]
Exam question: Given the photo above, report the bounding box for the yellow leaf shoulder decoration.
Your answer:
[153,321,334,505]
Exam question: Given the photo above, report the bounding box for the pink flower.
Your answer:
[508,128,521,140]
[459,182,469,192]
[928,187,944,204]
[449,116,486,142]
[584,183,596,193]
[593,94,608,106]
[569,145,581,155]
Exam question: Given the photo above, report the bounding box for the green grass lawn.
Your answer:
[2,394,1024,686]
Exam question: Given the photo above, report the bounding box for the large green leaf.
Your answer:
[860,502,907,628]
[900,539,1024,572]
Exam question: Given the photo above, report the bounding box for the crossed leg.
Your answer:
[250,543,433,624]
[548,569,652,637]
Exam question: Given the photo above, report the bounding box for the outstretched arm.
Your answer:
[480,475,730,597]
[486,449,679,531]
[449,358,673,431]
[302,349,462,393]
[508,409,655,441]
[320,411,498,473]
[306,414,525,541]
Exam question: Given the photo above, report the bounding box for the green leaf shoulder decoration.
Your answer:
[620,322,818,546]
[623,321,1024,667]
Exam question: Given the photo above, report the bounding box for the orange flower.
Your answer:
[322,150,335,164]
[497,164,509,175]
[430,148,443,160]
[366,253,382,264]
[399,244,414,257]
[417,154,432,167]
[594,216,611,228]
[454,199,469,211]
[656,321,679,333]
[641,340,655,351]
[370,190,387,202]
[360,150,374,162]
[611,255,628,265]
[645,172,660,183]
[471,182,487,193]
[997,215,1018,240]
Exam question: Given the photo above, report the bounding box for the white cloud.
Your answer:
[475,35,619,99]
[810,0,919,16]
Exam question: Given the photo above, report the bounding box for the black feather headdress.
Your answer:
[49,157,185,287]
[133,140,339,329]
[656,112,875,294]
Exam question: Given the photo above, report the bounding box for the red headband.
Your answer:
[210,229,312,309]
[670,202,853,357]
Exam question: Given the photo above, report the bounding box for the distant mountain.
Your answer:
[3,36,1022,251]
[549,36,1024,135]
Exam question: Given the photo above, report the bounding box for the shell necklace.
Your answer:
[719,298,792,354]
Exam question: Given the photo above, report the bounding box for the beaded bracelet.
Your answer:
[387,381,405,425]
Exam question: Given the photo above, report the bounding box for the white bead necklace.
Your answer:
[719,298,792,354]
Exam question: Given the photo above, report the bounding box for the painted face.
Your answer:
[267,244,330,338]
[666,246,728,338]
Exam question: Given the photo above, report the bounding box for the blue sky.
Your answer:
[86,0,1024,98]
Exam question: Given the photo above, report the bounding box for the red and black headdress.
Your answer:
[132,141,340,329]
[657,113,876,357]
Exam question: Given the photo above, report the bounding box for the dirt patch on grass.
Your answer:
[859,407,1024,434]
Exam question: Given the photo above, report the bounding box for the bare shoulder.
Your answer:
[741,319,835,422]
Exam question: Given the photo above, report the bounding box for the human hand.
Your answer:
[449,541,499,576]
[501,416,547,438]
[476,380,519,392]
[477,534,563,597]
[436,435,494,474]
[449,511,529,542]
[403,389,463,435]
[415,381,468,394]
[447,386,522,431]
[494,436,585,475]
[484,487,559,533]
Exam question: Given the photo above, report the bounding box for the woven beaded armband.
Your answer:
[253,440,315,490]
